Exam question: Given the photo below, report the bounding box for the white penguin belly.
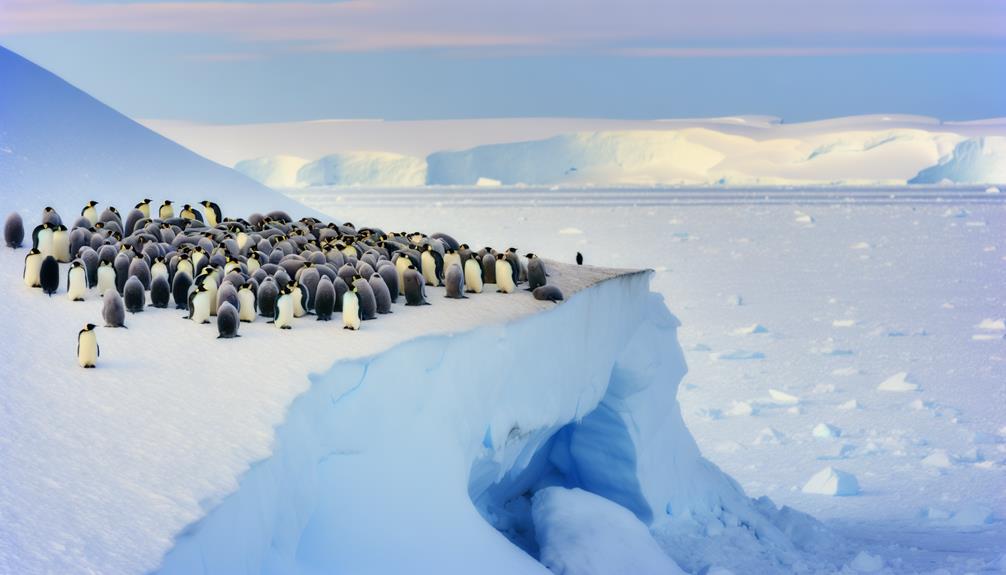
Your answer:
[292,287,306,317]
[151,263,168,282]
[342,293,361,330]
[67,269,87,301]
[191,293,211,324]
[205,282,219,315]
[37,231,54,258]
[464,260,483,293]
[395,259,410,295]
[53,232,71,262]
[24,257,42,287]
[421,252,439,286]
[495,260,516,293]
[97,267,116,295]
[78,331,98,367]
[238,291,256,321]
[275,295,294,328]
[83,207,97,226]
[444,252,461,271]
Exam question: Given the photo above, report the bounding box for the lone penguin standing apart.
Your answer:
[576,252,583,266]
[77,323,99,368]
[342,283,361,331]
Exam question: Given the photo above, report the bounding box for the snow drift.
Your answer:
[0,46,312,217]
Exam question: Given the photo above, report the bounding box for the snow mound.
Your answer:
[801,467,860,496]
[531,487,685,575]
[976,318,1005,331]
[877,371,920,392]
[812,423,842,439]
[849,551,884,572]
[732,323,768,335]
[768,389,800,405]
[0,46,309,218]
[296,151,427,187]
[910,137,1006,184]
[921,449,954,469]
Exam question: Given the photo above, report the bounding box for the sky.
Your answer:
[1,0,1004,124]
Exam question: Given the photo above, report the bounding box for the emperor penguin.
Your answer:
[135,199,153,219]
[420,244,444,287]
[444,263,466,299]
[576,252,583,266]
[257,278,279,319]
[187,284,212,324]
[102,290,126,327]
[52,225,71,262]
[274,284,295,329]
[342,284,361,331]
[224,257,242,276]
[376,263,399,303]
[525,253,547,291]
[124,209,144,236]
[39,255,59,296]
[200,201,222,227]
[246,252,262,275]
[481,252,496,285]
[175,253,194,279]
[494,254,516,294]
[464,254,483,294]
[150,275,170,308]
[505,248,521,285]
[216,302,241,339]
[159,200,174,220]
[5,212,24,248]
[369,273,393,314]
[81,201,99,226]
[403,265,430,306]
[190,246,208,271]
[237,283,257,322]
[77,324,99,368]
[23,249,43,288]
[180,204,202,221]
[67,260,88,301]
[314,276,336,321]
[97,259,117,295]
[394,253,412,295]
[32,223,54,258]
[352,275,377,320]
[288,280,308,318]
[443,249,462,274]
[128,254,152,290]
[41,206,62,227]
[123,276,145,313]
[151,256,169,283]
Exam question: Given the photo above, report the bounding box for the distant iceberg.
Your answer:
[909,137,1006,184]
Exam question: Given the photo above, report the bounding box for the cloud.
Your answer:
[1,0,1004,55]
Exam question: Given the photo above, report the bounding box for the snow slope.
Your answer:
[910,137,1006,184]
[0,46,313,218]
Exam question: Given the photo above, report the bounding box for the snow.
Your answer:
[877,371,921,392]
[849,551,885,572]
[812,423,842,439]
[910,137,1006,185]
[801,467,860,496]
[767,389,800,405]
[531,487,685,575]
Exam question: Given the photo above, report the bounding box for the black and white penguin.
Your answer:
[464,253,483,294]
[5,212,24,248]
[66,260,87,301]
[80,201,99,226]
[420,244,444,287]
[151,256,169,284]
[274,284,295,329]
[23,249,42,288]
[39,255,59,296]
[123,276,145,313]
[443,249,462,275]
[102,290,126,327]
[505,248,522,285]
[525,253,547,291]
[257,278,279,319]
[532,285,564,302]
[52,225,71,262]
[32,223,54,258]
[314,276,336,321]
[171,271,192,309]
[494,254,516,294]
[187,284,212,324]
[444,263,466,299]
[352,275,377,320]
[150,275,170,308]
[342,283,361,331]
[403,266,430,306]
[77,324,99,368]
[287,280,308,318]
[216,302,241,338]
[237,283,257,322]
[159,200,174,220]
[135,199,153,219]
[97,260,117,295]
[576,252,583,266]
[394,253,412,295]
[200,201,222,227]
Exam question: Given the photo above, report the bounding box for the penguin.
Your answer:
[5,212,24,248]
[237,283,257,322]
[352,275,377,320]
[171,271,192,309]
[394,253,412,295]
[151,256,169,283]
[369,273,393,314]
[216,302,241,338]
[494,254,516,294]
[187,284,212,324]
[180,204,200,221]
[288,280,308,318]
[257,278,279,319]
[217,282,239,312]
[576,252,583,265]
[66,260,87,301]
[525,253,547,291]
[246,251,262,275]
[195,268,219,316]
[224,257,242,277]
[79,247,99,287]
[32,223,54,258]
[80,201,99,226]
[77,324,99,368]
[464,253,483,294]
[443,249,462,274]
[200,201,222,227]
[376,263,399,303]
[190,246,208,271]
[97,259,117,295]
[505,248,522,285]
[332,276,349,313]
[41,206,62,227]
[135,199,153,219]
[128,254,152,290]
[403,266,430,306]
[444,263,466,299]
[39,255,59,296]
[123,276,145,313]
[297,264,321,310]
[274,285,295,329]
[314,276,336,321]
[23,249,43,288]
[150,275,170,308]
[481,252,496,285]
[114,252,131,294]
[175,253,194,279]
[159,200,174,220]
[102,290,127,327]
[420,244,444,286]
[342,284,361,331]
[532,285,564,302]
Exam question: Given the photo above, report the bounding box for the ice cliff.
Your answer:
[155,272,818,574]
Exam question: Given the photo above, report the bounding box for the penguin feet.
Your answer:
[281,325,292,330]
[343,326,357,331]
[84,364,95,369]
[73,297,84,302]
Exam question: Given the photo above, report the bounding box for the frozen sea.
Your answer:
[285,185,1006,572]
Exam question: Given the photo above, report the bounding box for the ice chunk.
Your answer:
[832,319,859,327]
[837,399,861,411]
[753,427,786,446]
[801,467,860,496]
[794,211,815,224]
[732,323,768,335]
[475,177,502,187]
[849,551,884,573]
[726,401,756,417]
[921,449,953,469]
[812,423,841,439]
[877,371,920,392]
[712,350,764,361]
[532,487,686,575]
[971,333,1004,341]
[768,389,800,405]
[831,367,861,377]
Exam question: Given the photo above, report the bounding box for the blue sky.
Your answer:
[1,0,1004,123]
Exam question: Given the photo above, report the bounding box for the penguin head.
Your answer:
[407,264,417,270]
[423,245,433,252]
[84,323,96,331]
[71,260,83,269]
[163,200,173,206]
[343,221,355,229]
[495,254,505,260]
[196,284,209,293]
[525,253,536,259]
[183,204,192,210]
[111,232,122,241]
[179,253,190,260]
[353,274,362,281]
[29,248,41,255]
[154,256,165,263]
[57,224,68,231]
[110,206,119,215]
[98,259,110,267]
[446,249,456,255]
[133,253,144,259]
[200,201,211,208]
[44,206,54,213]
[41,222,51,230]
[87,200,98,208]
[507,247,517,254]
[350,284,359,293]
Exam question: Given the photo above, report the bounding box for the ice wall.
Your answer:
[155,272,807,574]
[910,136,1006,184]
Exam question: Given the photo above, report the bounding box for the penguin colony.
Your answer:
[7,201,567,368]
